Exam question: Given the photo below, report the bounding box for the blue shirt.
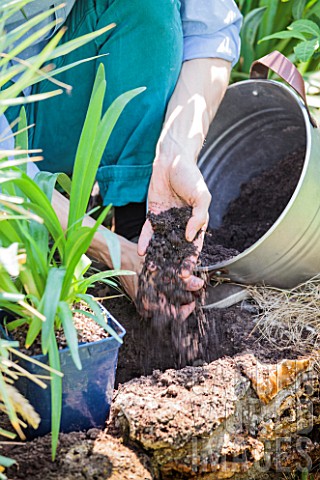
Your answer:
[181,0,242,65]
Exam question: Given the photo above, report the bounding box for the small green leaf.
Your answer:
[0,455,16,468]
[294,38,319,61]
[25,317,42,349]
[56,173,72,196]
[33,171,61,202]
[290,19,320,37]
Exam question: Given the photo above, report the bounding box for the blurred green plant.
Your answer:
[234,0,320,78]
[0,326,61,479]
[260,18,319,63]
[0,0,115,116]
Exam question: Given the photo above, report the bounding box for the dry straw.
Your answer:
[246,274,320,356]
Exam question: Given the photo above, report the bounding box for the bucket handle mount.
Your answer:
[250,50,317,128]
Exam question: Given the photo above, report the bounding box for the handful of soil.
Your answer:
[136,207,205,365]
[136,207,200,321]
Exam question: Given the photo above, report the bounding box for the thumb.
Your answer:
[186,204,209,242]
[137,218,153,256]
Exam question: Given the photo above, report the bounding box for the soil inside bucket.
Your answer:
[200,147,305,264]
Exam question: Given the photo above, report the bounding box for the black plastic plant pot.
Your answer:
[1,306,125,439]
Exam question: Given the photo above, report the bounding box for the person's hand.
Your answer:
[138,155,211,317]
[137,58,231,318]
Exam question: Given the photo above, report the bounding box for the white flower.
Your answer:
[0,243,20,276]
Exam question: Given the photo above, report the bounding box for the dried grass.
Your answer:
[246,274,320,356]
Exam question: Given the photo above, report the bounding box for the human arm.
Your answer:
[138,0,242,296]
[51,189,142,300]
[137,57,232,286]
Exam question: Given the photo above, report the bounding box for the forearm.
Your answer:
[51,189,137,270]
[157,57,231,164]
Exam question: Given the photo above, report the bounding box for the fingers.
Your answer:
[137,218,153,256]
[186,203,210,242]
[180,301,196,321]
[183,274,204,291]
[185,179,211,242]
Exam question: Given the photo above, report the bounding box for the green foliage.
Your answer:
[0,0,143,461]
[260,19,320,62]
[234,0,320,79]
[0,64,142,457]
[0,0,115,115]
[0,336,56,479]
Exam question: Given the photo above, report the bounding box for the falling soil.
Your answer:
[136,207,199,318]
[200,148,305,265]
[136,206,206,366]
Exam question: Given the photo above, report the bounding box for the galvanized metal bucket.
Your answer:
[198,51,320,288]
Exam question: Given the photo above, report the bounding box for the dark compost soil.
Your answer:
[136,207,206,366]
[1,294,308,480]
[200,147,305,265]
[1,148,310,479]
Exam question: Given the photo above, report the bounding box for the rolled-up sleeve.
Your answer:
[181,0,242,66]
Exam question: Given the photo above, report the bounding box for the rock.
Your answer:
[111,353,319,479]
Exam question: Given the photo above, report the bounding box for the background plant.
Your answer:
[234,0,320,76]
[234,0,320,120]
[0,0,115,116]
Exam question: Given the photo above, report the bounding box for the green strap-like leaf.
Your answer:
[259,30,307,42]
[47,332,62,461]
[2,172,65,244]
[241,7,267,71]
[15,107,28,174]
[58,301,82,370]
[3,5,65,51]
[293,0,307,20]
[41,268,66,354]
[67,63,106,232]
[33,171,61,202]
[90,85,146,184]
[76,269,134,293]
[47,24,116,61]
[25,316,42,349]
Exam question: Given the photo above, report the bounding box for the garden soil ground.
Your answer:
[2,148,314,480]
